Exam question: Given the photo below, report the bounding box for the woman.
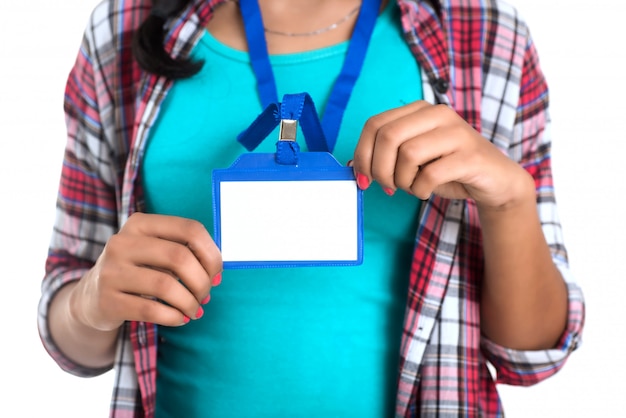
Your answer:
[38,0,585,416]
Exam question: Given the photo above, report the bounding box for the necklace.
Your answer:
[262,4,361,37]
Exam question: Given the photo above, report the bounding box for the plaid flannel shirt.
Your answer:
[38,0,585,416]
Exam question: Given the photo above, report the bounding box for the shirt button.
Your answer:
[433,78,449,94]
[138,322,146,346]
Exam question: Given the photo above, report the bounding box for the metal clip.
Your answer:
[279,119,298,142]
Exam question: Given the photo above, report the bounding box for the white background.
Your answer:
[1,0,624,416]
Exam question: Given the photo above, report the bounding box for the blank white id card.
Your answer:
[212,152,363,268]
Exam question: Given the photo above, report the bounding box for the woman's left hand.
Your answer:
[352,100,534,211]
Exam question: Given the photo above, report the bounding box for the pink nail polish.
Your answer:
[183,315,190,324]
[212,273,222,286]
[201,294,211,305]
[196,306,204,320]
[355,173,370,190]
[383,187,395,196]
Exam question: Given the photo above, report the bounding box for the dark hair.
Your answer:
[132,0,203,79]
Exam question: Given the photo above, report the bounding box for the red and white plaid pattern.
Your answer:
[38,0,585,416]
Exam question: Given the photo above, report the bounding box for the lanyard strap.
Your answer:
[237,92,327,152]
[239,0,381,152]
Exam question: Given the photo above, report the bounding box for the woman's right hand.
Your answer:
[69,212,223,332]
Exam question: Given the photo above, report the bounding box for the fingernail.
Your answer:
[212,273,222,286]
[201,294,211,305]
[346,159,353,167]
[183,315,190,324]
[195,306,204,320]
[383,187,395,196]
[355,173,370,190]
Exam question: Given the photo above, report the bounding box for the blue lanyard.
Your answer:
[238,0,381,153]
[237,92,328,153]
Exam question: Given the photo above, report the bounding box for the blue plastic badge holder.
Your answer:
[212,94,364,269]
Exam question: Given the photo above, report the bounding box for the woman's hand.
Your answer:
[69,213,223,332]
[352,100,534,210]
[353,101,568,349]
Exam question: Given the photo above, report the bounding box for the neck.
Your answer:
[258,0,364,49]
[262,1,363,37]
[207,0,388,54]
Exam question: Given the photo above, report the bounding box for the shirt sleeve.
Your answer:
[480,27,585,387]
[37,8,121,377]
[481,267,584,386]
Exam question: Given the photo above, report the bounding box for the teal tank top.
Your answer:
[143,2,423,417]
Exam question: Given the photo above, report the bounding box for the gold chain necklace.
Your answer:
[262,4,362,37]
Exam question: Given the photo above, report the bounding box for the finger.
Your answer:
[113,291,195,327]
[107,232,212,301]
[108,263,206,321]
[409,152,473,200]
[356,103,456,191]
[179,219,224,283]
[352,100,431,187]
[123,213,223,289]
[394,124,465,190]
